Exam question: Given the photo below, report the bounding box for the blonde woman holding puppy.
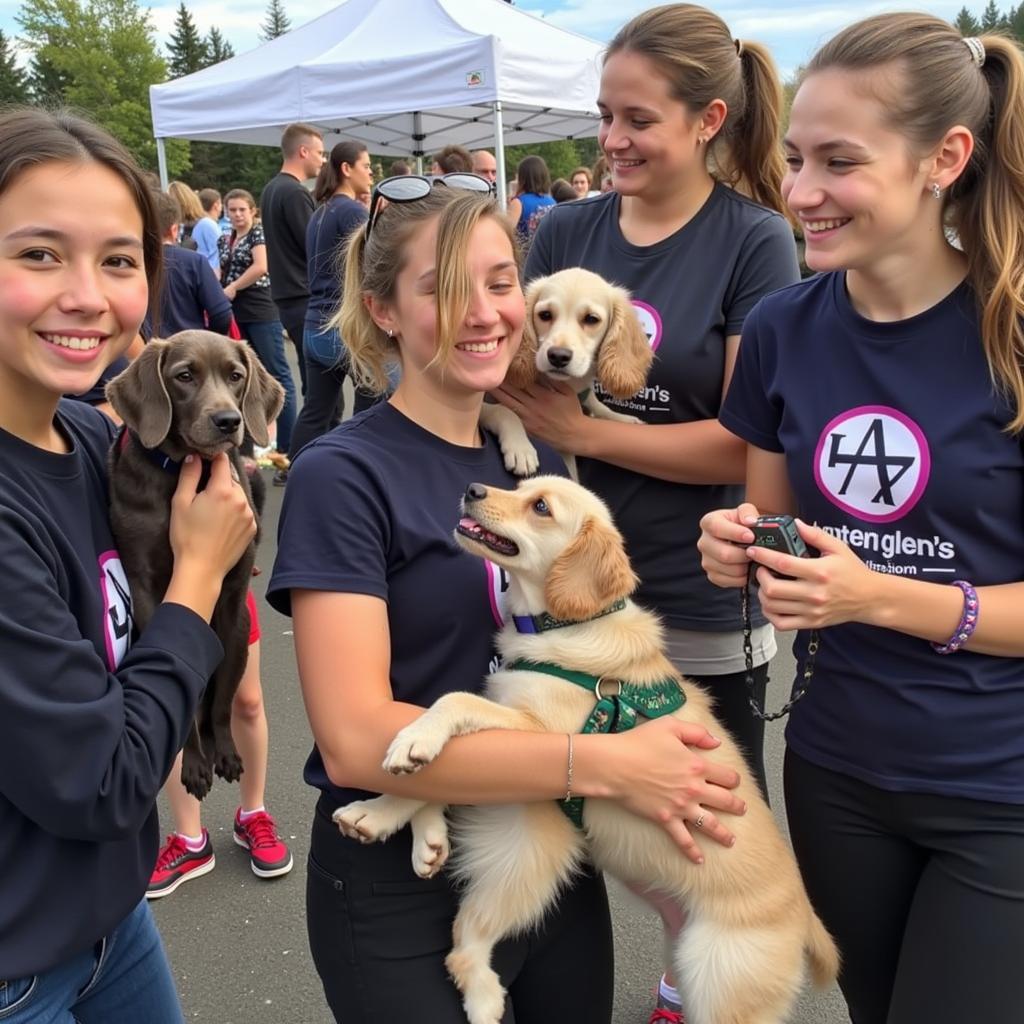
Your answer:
[267,183,747,1023]
[699,15,1024,1022]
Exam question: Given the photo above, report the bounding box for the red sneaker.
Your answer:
[146,830,215,899]
[233,808,293,878]
[649,1010,685,1023]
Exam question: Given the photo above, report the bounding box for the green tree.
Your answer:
[259,0,291,42]
[205,26,234,63]
[0,30,29,103]
[954,6,983,34]
[166,2,207,78]
[504,139,586,183]
[18,0,189,175]
[980,0,1007,30]
[1007,4,1024,39]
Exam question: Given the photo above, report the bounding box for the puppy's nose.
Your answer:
[546,347,573,369]
[211,410,242,435]
[465,483,488,503]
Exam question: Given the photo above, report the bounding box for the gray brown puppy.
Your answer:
[106,330,283,799]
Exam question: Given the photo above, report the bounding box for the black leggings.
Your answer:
[289,353,376,458]
[689,664,768,800]
[784,750,1024,1024]
[306,796,614,1023]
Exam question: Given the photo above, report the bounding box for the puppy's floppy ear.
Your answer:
[596,287,653,399]
[239,342,284,449]
[105,340,173,448]
[504,278,541,389]
[544,515,638,621]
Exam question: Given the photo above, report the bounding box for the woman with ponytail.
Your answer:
[700,14,1024,1021]
[500,11,799,1015]
[290,140,375,456]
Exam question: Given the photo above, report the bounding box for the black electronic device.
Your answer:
[750,514,809,560]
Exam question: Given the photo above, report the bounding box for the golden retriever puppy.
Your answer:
[334,476,838,1024]
[479,267,653,476]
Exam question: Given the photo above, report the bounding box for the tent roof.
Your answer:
[150,0,604,154]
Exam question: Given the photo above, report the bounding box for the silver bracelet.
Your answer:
[565,733,574,802]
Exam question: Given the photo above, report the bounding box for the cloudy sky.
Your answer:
[1,0,975,79]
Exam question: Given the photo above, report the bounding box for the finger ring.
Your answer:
[694,813,706,829]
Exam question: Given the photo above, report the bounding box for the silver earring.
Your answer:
[386,329,394,338]
[931,182,942,200]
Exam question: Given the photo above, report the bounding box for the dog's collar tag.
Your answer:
[512,598,627,634]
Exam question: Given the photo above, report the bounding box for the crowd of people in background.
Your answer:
[2,3,1024,1024]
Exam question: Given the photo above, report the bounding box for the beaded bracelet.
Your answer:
[931,580,979,654]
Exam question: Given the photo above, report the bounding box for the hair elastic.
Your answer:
[931,580,979,654]
[963,37,986,67]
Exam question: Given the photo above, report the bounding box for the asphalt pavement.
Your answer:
[153,375,848,1023]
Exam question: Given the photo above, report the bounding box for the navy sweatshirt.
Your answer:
[0,400,223,978]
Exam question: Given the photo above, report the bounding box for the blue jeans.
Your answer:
[237,320,297,455]
[0,900,183,1023]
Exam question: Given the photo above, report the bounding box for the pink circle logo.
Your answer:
[813,405,930,523]
[631,301,662,351]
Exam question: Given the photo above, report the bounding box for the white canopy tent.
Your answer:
[149,0,605,201]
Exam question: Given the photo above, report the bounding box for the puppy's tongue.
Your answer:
[459,516,479,530]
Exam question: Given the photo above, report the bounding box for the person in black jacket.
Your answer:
[0,107,255,1024]
[259,122,325,401]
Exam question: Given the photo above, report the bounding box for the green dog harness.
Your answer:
[505,659,686,828]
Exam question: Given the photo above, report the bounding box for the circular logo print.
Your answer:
[631,301,662,351]
[813,405,930,523]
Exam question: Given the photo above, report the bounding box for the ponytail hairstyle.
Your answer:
[606,3,786,215]
[313,140,368,204]
[806,13,1024,432]
[167,180,203,226]
[334,190,520,394]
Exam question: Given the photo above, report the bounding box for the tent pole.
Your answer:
[492,101,507,211]
[156,138,169,189]
[414,111,424,174]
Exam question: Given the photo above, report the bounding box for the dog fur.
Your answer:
[106,330,283,799]
[334,476,839,1024]
[479,267,653,476]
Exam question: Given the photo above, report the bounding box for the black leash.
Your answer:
[742,565,819,721]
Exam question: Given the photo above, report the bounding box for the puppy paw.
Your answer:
[181,756,214,801]
[446,954,506,1024]
[332,799,404,844]
[213,749,244,783]
[381,723,446,774]
[411,808,449,878]
[501,442,540,477]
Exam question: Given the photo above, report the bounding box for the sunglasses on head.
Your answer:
[366,173,495,238]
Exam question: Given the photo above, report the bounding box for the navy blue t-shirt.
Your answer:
[0,400,221,977]
[158,243,233,336]
[304,194,367,333]
[723,272,1024,802]
[267,401,565,805]
[526,185,800,629]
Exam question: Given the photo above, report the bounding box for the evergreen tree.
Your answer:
[204,26,234,64]
[981,0,1007,30]
[166,2,207,78]
[0,30,30,103]
[954,6,983,34]
[259,0,291,42]
[18,0,189,174]
[1008,5,1024,41]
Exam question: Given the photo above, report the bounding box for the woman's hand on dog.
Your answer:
[167,453,256,620]
[698,503,761,588]
[593,717,746,863]
[492,380,590,451]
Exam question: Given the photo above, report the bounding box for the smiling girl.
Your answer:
[700,14,1024,1021]
[268,185,747,1022]
[0,108,255,1022]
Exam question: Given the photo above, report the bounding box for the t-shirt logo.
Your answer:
[485,559,511,627]
[99,551,133,670]
[813,405,930,523]
[631,301,662,351]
